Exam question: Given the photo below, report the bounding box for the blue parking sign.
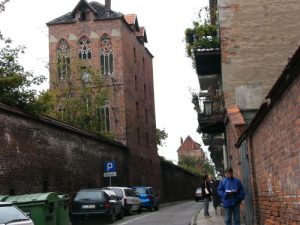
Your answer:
[104,161,116,172]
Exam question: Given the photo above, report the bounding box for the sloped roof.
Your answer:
[124,14,140,31]
[47,0,123,26]
[177,136,202,152]
[227,106,246,126]
[136,26,148,43]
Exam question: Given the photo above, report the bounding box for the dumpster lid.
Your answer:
[5,192,58,204]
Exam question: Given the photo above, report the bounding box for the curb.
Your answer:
[190,205,203,225]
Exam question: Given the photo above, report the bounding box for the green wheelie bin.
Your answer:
[5,192,58,225]
[0,195,9,201]
[57,195,70,225]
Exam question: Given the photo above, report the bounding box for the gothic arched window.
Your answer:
[78,36,92,60]
[99,34,113,76]
[57,39,71,80]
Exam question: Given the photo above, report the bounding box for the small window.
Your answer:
[133,47,136,63]
[78,36,91,60]
[145,108,148,124]
[136,102,139,119]
[137,127,141,144]
[135,76,138,92]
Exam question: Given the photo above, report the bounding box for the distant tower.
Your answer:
[47,0,161,189]
[177,136,205,161]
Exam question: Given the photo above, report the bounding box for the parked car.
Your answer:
[106,187,142,215]
[70,188,124,223]
[195,188,203,201]
[132,186,159,211]
[0,202,34,225]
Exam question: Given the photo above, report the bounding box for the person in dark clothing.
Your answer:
[212,179,222,215]
[201,174,212,218]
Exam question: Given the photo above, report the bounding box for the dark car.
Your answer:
[195,188,203,201]
[132,186,159,211]
[0,202,35,225]
[70,189,123,223]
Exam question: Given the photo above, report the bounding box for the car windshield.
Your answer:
[75,191,104,201]
[134,187,147,194]
[0,205,28,224]
[110,188,123,198]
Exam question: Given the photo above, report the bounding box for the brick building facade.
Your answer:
[217,0,300,224]
[177,136,205,160]
[46,0,161,190]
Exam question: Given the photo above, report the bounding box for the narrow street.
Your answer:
[117,201,202,225]
[73,201,202,225]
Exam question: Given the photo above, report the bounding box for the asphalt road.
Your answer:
[116,201,202,225]
[71,201,203,225]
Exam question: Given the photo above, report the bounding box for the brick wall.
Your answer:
[160,160,202,203]
[219,0,300,109]
[249,75,300,225]
[0,104,129,196]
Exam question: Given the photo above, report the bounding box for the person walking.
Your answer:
[212,179,222,215]
[218,168,245,225]
[201,174,212,218]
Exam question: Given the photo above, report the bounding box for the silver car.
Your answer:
[107,187,142,215]
[0,202,34,225]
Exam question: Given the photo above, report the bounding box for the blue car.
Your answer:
[132,186,159,211]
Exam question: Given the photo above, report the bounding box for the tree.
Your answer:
[0,1,47,115]
[156,128,168,147]
[39,58,112,138]
[178,154,215,176]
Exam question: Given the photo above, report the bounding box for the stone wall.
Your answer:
[0,103,129,196]
[160,160,202,203]
[0,103,201,203]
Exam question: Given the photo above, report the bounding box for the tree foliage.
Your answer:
[156,128,168,147]
[184,6,220,58]
[39,58,113,138]
[178,154,215,176]
[0,2,47,114]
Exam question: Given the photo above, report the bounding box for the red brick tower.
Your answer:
[47,0,161,190]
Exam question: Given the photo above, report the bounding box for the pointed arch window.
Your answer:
[78,36,92,60]
[97,104,110,132]
[57,39,71,80]
[99,34,113,76]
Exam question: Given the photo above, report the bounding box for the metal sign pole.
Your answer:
[109,176,111,186]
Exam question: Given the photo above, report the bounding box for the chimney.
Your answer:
[105,0,111,10]
[180,137,183,144]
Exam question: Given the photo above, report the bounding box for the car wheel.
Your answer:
[137,205,142,214]
[108,211,115,223]
[117,209,124,219]
[127,205,133,215]
[154,204,159,211]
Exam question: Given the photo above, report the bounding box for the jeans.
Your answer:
[203,197,210,216]
[225,204,240,225]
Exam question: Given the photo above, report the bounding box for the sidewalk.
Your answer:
[194,202,225,225]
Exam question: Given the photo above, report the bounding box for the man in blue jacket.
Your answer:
[218,167,245,225]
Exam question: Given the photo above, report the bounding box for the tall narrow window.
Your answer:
[97,104,110,132]
[145,108,148,124]
[57,39,70,80]
[78,36,91,60]
[136,102,139,119]
[133,47,136,63]
[99,34,113,76]
[146,132,149,148]
[137,127,141,144]
[135,76,138,92]
[144,84,147,99]
[143,57,145,73]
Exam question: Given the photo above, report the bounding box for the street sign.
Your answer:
[104,161,117,177]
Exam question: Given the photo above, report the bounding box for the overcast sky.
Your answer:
[0,0,209,163]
